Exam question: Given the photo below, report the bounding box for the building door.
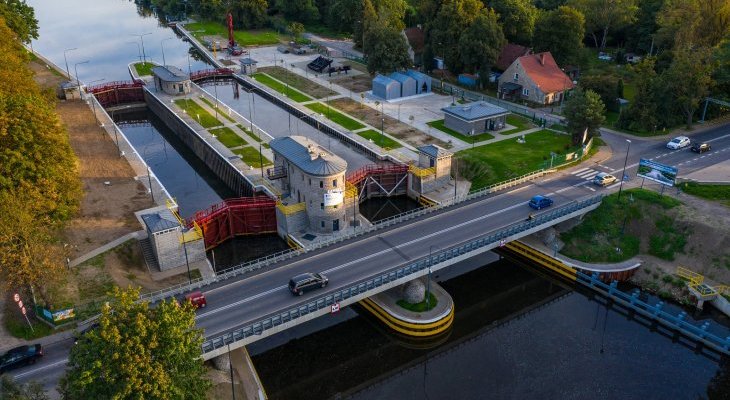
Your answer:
[333,219,339,231]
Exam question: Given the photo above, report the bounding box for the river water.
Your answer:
[27,1,728,398]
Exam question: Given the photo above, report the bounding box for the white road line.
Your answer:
[582,171,600,179]
[197,201,529,320]
[575,169,596,178]
[586,186,596,192]
[12,359,68,379]
[572,167,590,175]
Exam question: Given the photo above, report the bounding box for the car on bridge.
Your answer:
[593,172,618,187]
[0,344,43,374]
[185,291,207,308]
[667,136,690,150]
[528,195,553,210]
[289,273,329,296]
[691,142,711,153]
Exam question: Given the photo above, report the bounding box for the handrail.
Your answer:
[200,195,603,355]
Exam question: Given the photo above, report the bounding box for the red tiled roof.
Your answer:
[404,27,425,53]
[518,52,575,93]
[496,43,531,71]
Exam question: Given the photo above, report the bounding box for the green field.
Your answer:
[133,62,155,76]
[258,66,338,99]
[457,129,573,190]
[427,120,494,144]
[199,96,235,123]
[680,182,730,206]
[173,99,222,128]
[252,73,312,102]
[209,127,246,148]
[233,146,272,168]
[501,114,534,135]
[356,129,402,150]
[236,124,262,143]
[185,21,280,46]
[305,103,365,131]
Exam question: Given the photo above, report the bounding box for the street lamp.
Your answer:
[127,41,142,62]
[161,37,174,66]
[427,245,439,310]
[63,47,77,80]
[131,32,152,63]
[74,60,89,98]
[617,139,631,201]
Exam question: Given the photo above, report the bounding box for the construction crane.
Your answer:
[226,13,243,56]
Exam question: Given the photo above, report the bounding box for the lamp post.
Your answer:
[161,37,173,66]
[617,139,631,201]
[63,48,77,80]
[131,32,152,63]
[427,245,438,310]
[127,42,142,62]
[74,60,89,98]
[142,146,156,203]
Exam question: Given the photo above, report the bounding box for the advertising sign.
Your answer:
[637,159,678,186]
[52,308,76,322]
[324,190,344,206]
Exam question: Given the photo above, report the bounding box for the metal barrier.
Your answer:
[138,168,556,303]
[200,195,603,354]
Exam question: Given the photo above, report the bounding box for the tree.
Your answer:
[457,8,505,77]
[229,0,269,28]
[714,35,730,97]
[579,73,620,111]
[275,0,319,23]
[567,0,638,49]
[621,0,663,54]
[532,6,585,65]
[288,21,305,41]
[662,46,715,128]
[657,0,730,49]
[563,89,606,144]
[617,58,659,131]
[353,0,376,50]
[487,0,538,45]
[534,0,567,10]
[61,287,211,400]
[364,23,412,73]
[427,0,483,73]
[326,0,361,33]
[0,376,48,400]
[0,0,38,43]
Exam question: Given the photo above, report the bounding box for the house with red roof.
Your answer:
[495,43,531,72]
[497,52,575,105]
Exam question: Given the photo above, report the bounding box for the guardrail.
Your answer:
[200,195,603,355]
[138,168,555,303]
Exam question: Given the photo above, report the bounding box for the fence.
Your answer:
[85,93,174,207]
[200,195,603,355]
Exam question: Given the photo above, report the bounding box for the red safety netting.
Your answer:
[188,196,277,249]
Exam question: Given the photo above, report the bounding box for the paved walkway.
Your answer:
[69,230,145,267]
[519,235,642,273]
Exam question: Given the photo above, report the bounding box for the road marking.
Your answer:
[586,186,596,192]
[12,359,68,379]
[582,171,600,179]
[572,167,590,175]
[607,182,622,189]
[575,170,596,178]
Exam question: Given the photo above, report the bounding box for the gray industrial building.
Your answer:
[406,70,432,94]
[372,74,400,100]
[390,72,417,97]
[270,136,357,236]
[141,209,205,271]
[408,144,453,196]
[152,65,191,96]
[442,101,510,135]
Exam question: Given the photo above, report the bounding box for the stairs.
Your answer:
[139,238,160,272]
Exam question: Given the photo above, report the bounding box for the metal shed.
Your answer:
[372,74,400,100]
[389,72,417,97]
[406,70,431,94]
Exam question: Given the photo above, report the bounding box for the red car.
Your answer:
[185,291,207,308]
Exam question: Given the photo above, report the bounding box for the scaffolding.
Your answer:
[276,201,306,215]
[346,164,409,202]
[408,164,436,178]
[87,80,146,108]
[188,196,277,250]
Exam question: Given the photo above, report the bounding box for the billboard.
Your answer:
[323,190,344,206]
[637,159,678,186]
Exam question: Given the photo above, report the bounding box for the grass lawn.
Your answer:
[501,114,534,135]
[623,81,637,101]
[252,73,312,102]
[396,292,438,312]
[233,146,272,168]
[428,120,495,144]
[680,183,730,206]
[357,129,402,150]
[199,96,236,123]
[305,102,365,131]
[258,66,337,99]
[457,129,573,190]
[185,21,280,46]
[173,99,222,128]
[133,62,155,76]
[560,189,683,263]
[236,124,262,143]
[210,127,246,148]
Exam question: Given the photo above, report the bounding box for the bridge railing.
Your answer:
[138,168,555,303]
[201,195,603,355]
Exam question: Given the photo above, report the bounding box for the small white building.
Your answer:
[152,65,191,96]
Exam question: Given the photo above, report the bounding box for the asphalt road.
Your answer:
[8,125,730,391]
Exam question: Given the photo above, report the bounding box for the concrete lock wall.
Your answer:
[276,207,308,238]
[152,229,206,270]
[144,88,254,197]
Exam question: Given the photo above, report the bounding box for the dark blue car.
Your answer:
[528,195,553,210]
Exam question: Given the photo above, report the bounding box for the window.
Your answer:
[333,179,337,187]
[178,84,184,93]
[321,221,325,228]
[319,181,323,188]
[522,88,529,96]
[301,173,304,181]
[309,178,311,186]
[513,73,519,81]
[320,203,324,210]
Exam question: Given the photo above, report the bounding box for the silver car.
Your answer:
[593,172,617,187]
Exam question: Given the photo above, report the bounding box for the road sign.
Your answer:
[637,159,678,187]
[500,240,506,247]
[331,303,340,313]
[13,293,19,302]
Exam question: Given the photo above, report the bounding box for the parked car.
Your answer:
[185,291,207,308]
[0,344,43,374]
[74,322,100,345]
[528,195,553,210]
[691,142,711,153]
[289,273,328,296]
[667,136,690,150]
[598,52,612,61]
[593,172,618,187]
